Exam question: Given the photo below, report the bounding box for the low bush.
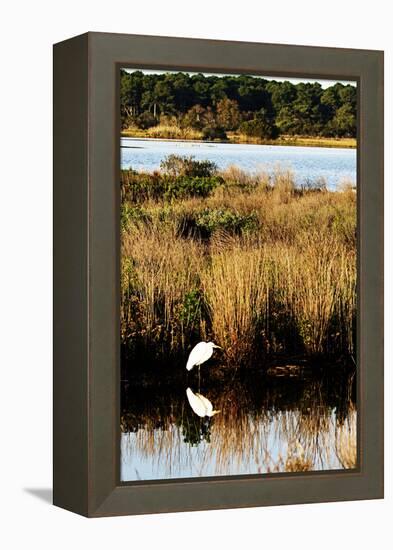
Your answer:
[121,204,151,231]
[121,169,223,202]
[160,155,217,178]
[202,125,228,141]
[177,208,259,240]
[164,176,224,200]
[240,110,279,139]
[135,112,158,129]
[194,208,259,236]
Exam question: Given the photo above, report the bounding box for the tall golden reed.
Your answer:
[121,166,356,361]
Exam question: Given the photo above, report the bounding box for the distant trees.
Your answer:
[320,84,357,137]
[183,105,212,130]
[120,70,357,139]
[216,98,241,130]
[135,111,157,130]
[240,108,279,139]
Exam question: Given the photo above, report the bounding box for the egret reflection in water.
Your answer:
[186,387,221,418]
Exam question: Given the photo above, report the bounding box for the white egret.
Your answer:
[186,388,221,418]
[186,341,222,372]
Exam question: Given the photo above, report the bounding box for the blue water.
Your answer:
[120,409,352,481]
[121,138,356,190]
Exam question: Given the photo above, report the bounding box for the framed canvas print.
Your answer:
[53,32,384,517]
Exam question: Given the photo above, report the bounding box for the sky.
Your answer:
[123,68,356,89]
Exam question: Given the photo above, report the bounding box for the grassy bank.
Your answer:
[121,157,356,368]
[121,127,356,148]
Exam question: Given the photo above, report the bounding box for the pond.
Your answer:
[121,138,356,190]
[120,366,357,482]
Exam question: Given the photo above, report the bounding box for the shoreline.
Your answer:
[121,131,356,149]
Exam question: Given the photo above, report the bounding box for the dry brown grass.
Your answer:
[121,166,356,361]
[201,238,268,361]
[335,407,357,469]
[121,223,205,351]
[147,125,202,140]
[218,164,270,190]
[274,232,356,354]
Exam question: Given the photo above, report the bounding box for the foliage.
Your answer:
[182,104,211,130]
[179,289,203,329]
[240,109,279,139]
[135,111,157,129]
[163,176,223,200]
[202,124,227,141]
[121,203,151,230]
[160,155,217,178]
[121,165,223,203]
[216,98,241,130]
[120,70,357,139]
[178,208,259,240]
[194,208,259,236]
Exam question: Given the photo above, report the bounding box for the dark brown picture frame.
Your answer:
[53,32,384,517]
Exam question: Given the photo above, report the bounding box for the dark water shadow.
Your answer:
[24,488,53,504]
[121,363,357,435]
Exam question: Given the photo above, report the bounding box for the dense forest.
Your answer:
[120,70,357,140]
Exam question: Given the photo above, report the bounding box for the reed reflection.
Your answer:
[120,365,356,481]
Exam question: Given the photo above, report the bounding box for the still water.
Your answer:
[121,138,356,190]
[120,367,356,482]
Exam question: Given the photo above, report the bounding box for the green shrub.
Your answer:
[164,176,223,200]
[178,208,259,239]
[121,171,165,202]
[202,125,227,141]
[121,204,151,230]
[160,155,218,178]
[121,169,223,203]
[240,110,279,139]
[136,111,158,129]
[196,208,259,235]
[180,289,203,328]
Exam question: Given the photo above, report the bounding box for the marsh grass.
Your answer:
[121,224,205,358]
[201,238,268,361]
[147,124,202,141]
[121,162,356,366]
[121,375,357,476]
[335,405,357,469]
[121,127,356,148]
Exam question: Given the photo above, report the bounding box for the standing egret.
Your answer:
[186,341,222,388]
[186,388,221,418]
[186,341,222,372]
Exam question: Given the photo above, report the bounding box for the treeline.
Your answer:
[120,70,357,140]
